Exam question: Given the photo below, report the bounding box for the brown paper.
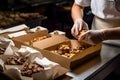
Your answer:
[33,35,70,50]
[70,39,81,49]
[4,68,22,80]
[12,30,48,48]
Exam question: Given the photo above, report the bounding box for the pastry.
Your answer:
[21,63,44,77]
[6,55,28,65]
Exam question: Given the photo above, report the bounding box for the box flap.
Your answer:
[12,30,48,48]
[33,35,70,49]
[70,39,81,49]
[12,30,48,42]
[39,49,71,69]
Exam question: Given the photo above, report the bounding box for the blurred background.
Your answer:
[0,0,93,38]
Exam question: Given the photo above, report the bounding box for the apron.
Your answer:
[92,16,120,63]
[92,16,120,47]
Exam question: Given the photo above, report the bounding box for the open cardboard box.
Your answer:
[12,30,49,48]
[33,39,102,69]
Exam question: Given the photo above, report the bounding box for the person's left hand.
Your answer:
[78,30,106,45]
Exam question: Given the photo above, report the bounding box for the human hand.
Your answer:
[71,18,88,38]
[78,30,106,45]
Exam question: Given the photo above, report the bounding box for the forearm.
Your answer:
[71,3,84,22]
[104,27,120,40]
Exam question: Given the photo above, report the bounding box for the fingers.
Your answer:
[75,22,80,35]
[78,30,105,46]
[71,18,88,38]
[78,31,96,46]
[71,21,81,38]
[71,24,78,39]
[83,22,89,30]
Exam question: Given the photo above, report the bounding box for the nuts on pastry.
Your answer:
[6,55,28,65]
[50,44,87,58]
[21,63,44,77]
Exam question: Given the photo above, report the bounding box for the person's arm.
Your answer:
[78,27,120,45]
[71,2,84,22]
[104,27,120,39]
[71,2,88,38]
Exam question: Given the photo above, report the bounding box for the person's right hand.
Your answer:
[78,29,106,45]
[71,18,89,39]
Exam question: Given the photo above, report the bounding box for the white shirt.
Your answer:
[75,0,120,19]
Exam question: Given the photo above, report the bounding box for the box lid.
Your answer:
[33,35,70,49]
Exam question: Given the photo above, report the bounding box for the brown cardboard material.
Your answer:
[36,40,102,69]
[33,35,70,49]
[12,30,49,48]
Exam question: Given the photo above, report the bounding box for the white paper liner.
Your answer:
[34,57,59,70]
[0,37,15,55]
[0,24,28,34]
[49,30,66,35]
[17,45,41,57]
[0,37,15,46]
[30,26,47,32]
[0,58,4,70]
[8,31,27,38]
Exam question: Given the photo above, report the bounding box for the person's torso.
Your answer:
[91,0,120,19]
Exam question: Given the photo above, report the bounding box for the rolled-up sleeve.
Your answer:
[75,0,91,7]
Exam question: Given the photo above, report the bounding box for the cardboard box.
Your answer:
[12,30,49,48]
[33,35,70,49]
[34,39,102,69]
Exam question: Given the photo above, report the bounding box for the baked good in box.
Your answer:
[24,35,51,45]
[50,44,87,58]
[78,29,87,35]
[21,63,44,77]
[78,29,91,48]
